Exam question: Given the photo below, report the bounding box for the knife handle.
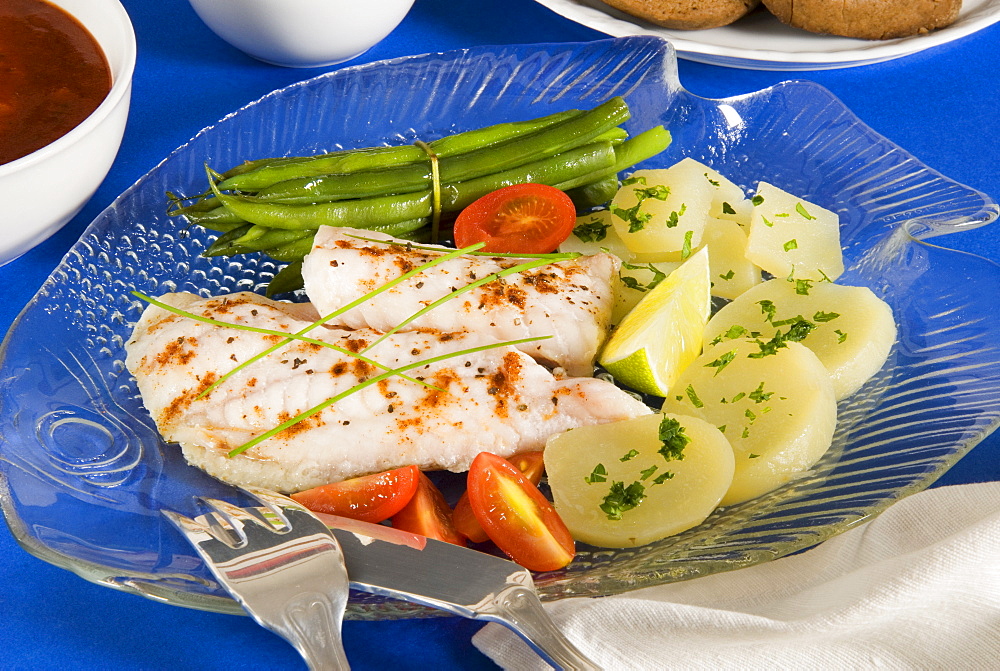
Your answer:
[486,585,601,671]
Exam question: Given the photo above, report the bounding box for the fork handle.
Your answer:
[487,585,601,671]
[259,591,351,671]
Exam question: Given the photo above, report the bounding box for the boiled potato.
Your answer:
[695,160,752,227]
[704,278,897,399]
[661,338,837,506]
[609,163,713,257]
[545,412,735,548]
[702,217,762,300]
[560,210,681,325]
[746,182,844,282]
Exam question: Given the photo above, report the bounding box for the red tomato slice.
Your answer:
[453,451,546,544]
[391,472,466,546]
[467,452,575,571]
[290,465,420,524]
[453,183,576,254]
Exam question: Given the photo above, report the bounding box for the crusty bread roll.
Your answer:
[762,0,962,40]
[599,0,761,30]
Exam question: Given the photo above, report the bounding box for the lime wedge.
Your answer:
[599,246,711,396]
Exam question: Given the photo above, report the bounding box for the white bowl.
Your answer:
[186,0,416,68]
[0,0,135,267]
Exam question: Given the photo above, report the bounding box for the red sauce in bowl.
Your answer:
[0,0,113,165]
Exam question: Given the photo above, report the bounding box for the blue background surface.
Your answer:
[1,0,998,668]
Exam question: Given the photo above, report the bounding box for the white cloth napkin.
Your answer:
[472,482,1000,670]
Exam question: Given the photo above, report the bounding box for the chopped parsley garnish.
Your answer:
[795,202,816,220]
[751,194,764,206]
[721,201,736,215]
[685,384,704,408]
[657,416,689,461]
[719,269,735,281]
[622,175,647,186]
[681,230,694,259]
[762,216,774,228]
[610,203,652,233]
[572,216,610,243]
[758,299,778,323]
[835,329,848,343]
[747,317,817,358]
[584,463,607,484]
[639,464,659,480]
[749,453,760,459]
[748,381,774,404]
[718,425,727,433]
[666,203,686,229]
[705,349,737,376]
[704,173,720,187]
[620,262,667,292]
[794,278,813,295]
[620,449,639,462]
[652,471,674,485]
[783,239,799,252]
[600,481,646,520]
[813,310,840,323]
[711,323,750,345]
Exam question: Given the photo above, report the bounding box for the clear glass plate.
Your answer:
[1,36,998,619]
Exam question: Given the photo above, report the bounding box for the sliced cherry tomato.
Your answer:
[290,465,419,523]
[467,452,575,571]
[391,471,466,546]
[453,451,546,544]
[453,183,576,254]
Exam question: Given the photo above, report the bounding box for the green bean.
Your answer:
[213,189,433,231]
[264,236,314,263]
[554,126,672,192]
[434,97,628,184]
[202,223,254,257]
[441,141,617,211]
[265,260,304,297]
[171,203,246,231]
[565,176,620,211]
[232,225,314,251]
[218,108,586,192]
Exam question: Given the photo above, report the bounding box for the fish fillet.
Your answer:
[125,292,650,492]
[300,226,619,377]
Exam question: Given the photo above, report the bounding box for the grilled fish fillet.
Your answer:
[300,227,619,377]
[124,292,650,492]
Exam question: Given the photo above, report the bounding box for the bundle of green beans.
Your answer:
[168,96,672,295]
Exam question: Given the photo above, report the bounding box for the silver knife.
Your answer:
[311,512,600,671]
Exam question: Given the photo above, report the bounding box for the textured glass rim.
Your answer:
[1,37,998,619]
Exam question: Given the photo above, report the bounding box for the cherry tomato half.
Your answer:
[466,452,575,571]
[290,465,420,524]
[453,183,576,254]
[391,471,466,546]
[453,451,546,544]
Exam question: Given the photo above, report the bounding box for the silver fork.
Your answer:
[162,487,352,670]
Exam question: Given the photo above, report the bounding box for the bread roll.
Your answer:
[600,0,761,30]
[762,0,962,40]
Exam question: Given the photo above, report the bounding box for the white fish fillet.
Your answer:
[125,292,650,492]
[300,226,619,377]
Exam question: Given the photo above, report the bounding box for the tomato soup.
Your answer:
[0,0,112,165]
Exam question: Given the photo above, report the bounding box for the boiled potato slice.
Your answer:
[545,412,735,548]
[702,217,762,300]
[695,160,752,227]
[746,182,844,282]
[661,338,837,506]
[704,278,896,399]
[609,163,712,257]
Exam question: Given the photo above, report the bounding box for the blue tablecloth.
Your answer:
[2,0,998,668]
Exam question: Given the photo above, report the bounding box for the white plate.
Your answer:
[534,0,1000,70]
